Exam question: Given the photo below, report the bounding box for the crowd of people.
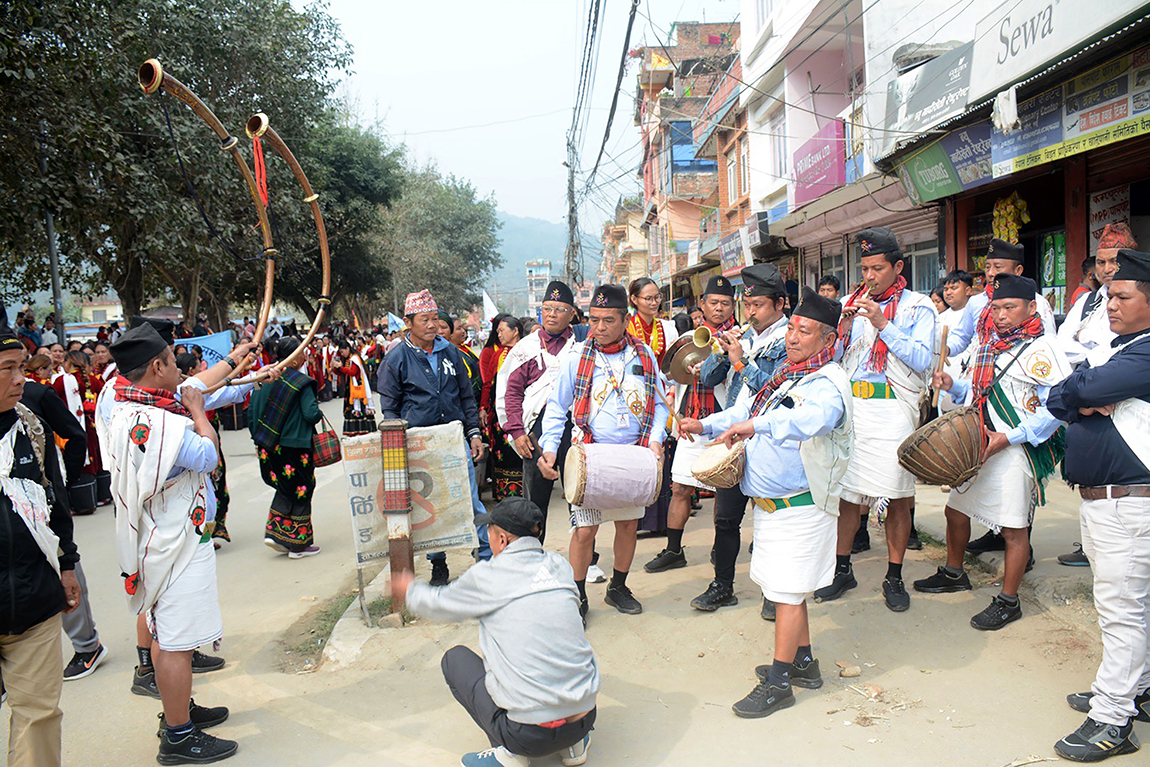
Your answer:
[2,220,1150,766]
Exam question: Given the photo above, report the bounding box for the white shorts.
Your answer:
[840,395,916,502]
[569,506,644,528]
[148,542,223,652]
[670,434,713,490]
[947,445,1035,532]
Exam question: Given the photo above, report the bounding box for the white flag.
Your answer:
[482,290,499,323]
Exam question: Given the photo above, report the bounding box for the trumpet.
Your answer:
[691,322,753,349]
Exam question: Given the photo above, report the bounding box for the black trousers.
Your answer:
[522,413,573,544]
[441,646,595,758]
[712,483,750,585]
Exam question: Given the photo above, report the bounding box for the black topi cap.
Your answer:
[857,227,902,258]
[111,322,170,373]
[543,280,576,306]
[130,315,175,346]
[1113,249,1150,283]
[703,275,735,298]
[740,262,785,298]
[990,273,1037,301]
[590,283,628,310]
[793,286,843,328]
[474,497,544,539]
[986,238,1024,263]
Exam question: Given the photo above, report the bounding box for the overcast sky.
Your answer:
[322,0,740,229]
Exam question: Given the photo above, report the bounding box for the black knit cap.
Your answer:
[1113,249,1150,283]
[590,283,628,310]
[703,275,735,298]
[990,273,1037,301]
[741,262,785,298]
[0,329,23,354]
[111,322,170,373]
[129,315,175,346]
[793,286,843,328]
[986,238,1024,263]
[543,280,576,306]
[474,496,544,539]
[857,227,901,258]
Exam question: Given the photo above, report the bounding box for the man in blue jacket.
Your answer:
[379,289,489,585]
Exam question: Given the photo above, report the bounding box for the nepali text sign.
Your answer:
[897,121,993,204]
[181,331,233,365]
[1089,185,1131,256]
[793,120,846,207]
[882,43,974,152]
[719,229,751,277]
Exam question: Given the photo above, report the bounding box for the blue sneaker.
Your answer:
[460,746,530,766]
[562,734,590,766]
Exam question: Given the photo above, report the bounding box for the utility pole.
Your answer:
[564,137,582,288]
[38,122,65,342]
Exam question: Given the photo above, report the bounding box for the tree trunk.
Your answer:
[114,253,145,319]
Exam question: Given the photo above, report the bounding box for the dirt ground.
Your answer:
[3,404,1144,766]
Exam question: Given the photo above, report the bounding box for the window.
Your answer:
[739,140,750,198]
[725,150,737,202]
[905,240,942,294]
[768,108,787,179]
[756,0,774,30]
[92,309,107,323]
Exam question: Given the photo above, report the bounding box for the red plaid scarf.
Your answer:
[686,315,737,418]
[969,313,1044,403]
[113,375,191,418]
[749,343,836,417]
[572,335,658,446]
[975,282,996,344]
[838,275,906,373]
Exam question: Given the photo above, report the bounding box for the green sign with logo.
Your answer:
[897,141,962,205]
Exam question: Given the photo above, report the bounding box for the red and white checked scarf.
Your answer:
[572,335,658,446]
[838,275,906,373]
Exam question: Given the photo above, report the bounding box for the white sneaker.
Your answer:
[459,745,531,766]
[288,545,322,559]
[264,537,288,554]
[562,734,590,766]
[586,564,606,584]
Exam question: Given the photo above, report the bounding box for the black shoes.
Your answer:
[690,581,738,612]
[907,527,923,551]
[813,568,857,603]
[578,597,589,628]
[643,548,686,573]
[851,526,870,554]
[1067,690,1150,722]
[132,666,161,699]
[970,595,1021,631]
[966,530,1005,555]
[157,727,238,765]
[1059,543,1090,567]
[1054,717,1140,762]
[64,644,108,681]
[913,567,972,594]
[760,598,775,622]
[882,577,910,612]
[157,699,230,737]
[430,560,450,587]
[191,650,225,674]
[755,659,823,689]
[604,583,642,615]
[732,681,795,719]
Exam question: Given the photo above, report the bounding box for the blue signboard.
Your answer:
[992,88,1062,176]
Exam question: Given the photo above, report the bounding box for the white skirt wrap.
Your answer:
[947,444,1035,532]
[146,541,223,652]
[670,433,713,490]
[749,500,837,605]
[840,395,916,501]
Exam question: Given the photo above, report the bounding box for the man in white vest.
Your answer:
[681,287,851,718]
[816,227,936,613]
[1046,248,1150,762]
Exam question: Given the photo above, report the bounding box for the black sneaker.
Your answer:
[157,726,238,765]
[191,650,225,674]
[966,529,1005,555]
[430,560,450,587]
[643,547,686,573]
[157,700,230,737]
[851,526,870,554]
[604,583,642,615]
[760,598,775,622]
[1059,543,1090,568]
[1067,690,1150,722]
[1054,717,1140,762]
[579,597,589,628]
[64,644,108,681]
[756,659,823,690]
[732,680,795,719]
[690,581,738,612]
[1026,546,1035,573]
[814,568,857,603]
[132,666,161,699]
[913,567,972,594]
[906,527,923,551]
[970,595,1021,630]
[882,577,910,612]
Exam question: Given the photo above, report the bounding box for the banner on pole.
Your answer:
[181,331,233,365]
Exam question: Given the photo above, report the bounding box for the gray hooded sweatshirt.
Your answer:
[406,536,599,724]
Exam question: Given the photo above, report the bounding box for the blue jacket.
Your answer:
[378,336,481,439]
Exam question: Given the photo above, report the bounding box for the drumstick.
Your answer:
[660,385,694,442]
[931,325,949,408]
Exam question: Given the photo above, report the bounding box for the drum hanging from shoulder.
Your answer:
[897,405,986,487]
[690,441,746,489]
[68,475,98,515]
[564,443,661,509]
[95,470,112,506]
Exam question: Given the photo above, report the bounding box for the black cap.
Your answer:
[793,286,842,328]
[0,329,23,355]
[130,315,175,346]
[543,280,575,306]
[703,275,735,298]
[111,322,170,373]
[474,497,544,539]
[436,310,454,333]
[990,273,1037,301]
[857,227,901,258]
[986,238,1024,263]
[590,283,628,310]
[1113,249,1150,283]
[740,262,785,298]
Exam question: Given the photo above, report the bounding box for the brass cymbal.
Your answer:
[662,335,714,384]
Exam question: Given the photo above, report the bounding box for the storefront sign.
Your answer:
[896,121,994,204]
[991,88,1063,176]
[687,239,700,267]
[969,0,1146,104]
[794,120,846,206]
[883,44,974,150]
[719,229,751,277]
[1088,185,1131,255]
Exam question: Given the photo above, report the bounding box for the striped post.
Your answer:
[378,419,413,613]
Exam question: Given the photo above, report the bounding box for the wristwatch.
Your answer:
[732,359,746,373]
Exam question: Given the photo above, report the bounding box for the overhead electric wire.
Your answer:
[584,0,641,193]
